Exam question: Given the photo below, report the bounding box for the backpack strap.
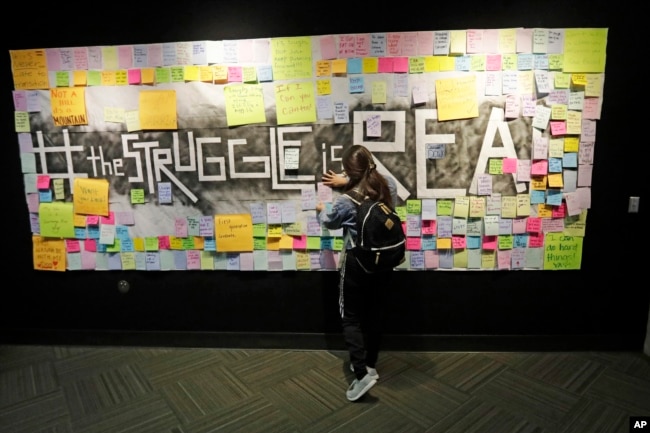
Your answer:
[343,189,365,206]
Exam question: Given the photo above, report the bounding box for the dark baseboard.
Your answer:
[1,329,646,352]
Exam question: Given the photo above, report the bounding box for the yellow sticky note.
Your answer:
[516,194,530,216]
[141,68,155,84]
[279,234,294,250]
[548,173,564,188]
[32,235,66,271]
[563,28,607,73]
[362,57,379,74]
[215,214,253,252]
[73,178,109,216]
[73,70,87,86]
[316,79,331,96]
[501,196,517,218]
[331,58,347,74]
[224,84,266,126]
[437,237,452,249]
[564,137,579,152]
[423,55,441,72]
[267,224,282,238]
[371,81,386,104]
[184,65,200,81]
[139,90,177,130]
[274,82,316,125]
[316,60,331,77]
[435,75,478,121]
[50,87,87,126]
[454,196,469,218]
[133,237,145,251]
[10,49,49,90]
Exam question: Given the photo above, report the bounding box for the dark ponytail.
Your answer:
[341,145,393,209]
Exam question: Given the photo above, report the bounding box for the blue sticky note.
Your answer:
[158,182,172,204]
[135,252,147,270]
[548,157,563,173]
[116,225,130,241]
[74,227,87,239]
[421,235,437,250]
[410,251,425,269]
[257,65,273,82]
[466,235,482,249]
[66,252,82,270]
[204,237,216,251]
[439,249,454,269]
[38,189,52,202]
[563,152,577,168]
[349,76,364,93]
[347,58,362,74]
[514,234,528,248]
[107,253,122,270]
[120,238,134,252]
[530,190,546,204]
[172,250,187,270]
[546,189,563,206]
[145,252,161,270]
[455,56,471,71]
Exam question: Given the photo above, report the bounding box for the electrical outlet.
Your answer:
[628,196,640,213]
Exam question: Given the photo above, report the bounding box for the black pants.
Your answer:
[339,250,392,380]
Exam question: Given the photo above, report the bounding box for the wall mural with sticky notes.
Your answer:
[9,28,607,272]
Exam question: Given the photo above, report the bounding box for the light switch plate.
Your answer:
[628,196,640,213]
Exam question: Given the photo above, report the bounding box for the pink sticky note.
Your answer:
[502,158,517,174]
[392,57,409,73]
[531,159,548,175]
[378,57,394,73]
[228,66,242,82]
[158,236,170,249]
[452,236,466,249]
[486,54,502,71]
[37,175,50,190]
[320,35,337,60]
[406,236,422,250]
[550,121,566,135]
[86,215,99,225]
[84,239,97,252]
[66,239,81,252]
[424,250,439,269]
[497,250,512,269]
[526,217,542,233]
[528,232,544,248]
[482,235,497,250]
[186,250,201,269]
[293,235,307,249]
[552,203,567,218]
[128,69,141,84]
[100,212,115,225]
[421,219,437,235]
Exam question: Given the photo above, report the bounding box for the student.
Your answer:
[316,144,398,402]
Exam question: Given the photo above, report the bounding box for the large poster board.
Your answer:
[10,28,607,271]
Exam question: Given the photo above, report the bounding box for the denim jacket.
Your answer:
[318,176,398,250]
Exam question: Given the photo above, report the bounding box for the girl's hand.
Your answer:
[322,170,348,188]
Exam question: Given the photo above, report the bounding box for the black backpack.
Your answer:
[344,190,406,273]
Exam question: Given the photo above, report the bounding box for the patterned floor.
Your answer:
[1,345,649,433]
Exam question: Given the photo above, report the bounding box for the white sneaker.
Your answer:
[346,374,377,401]
[350,363,379,380]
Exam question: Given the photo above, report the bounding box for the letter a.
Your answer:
[468,107,527,195]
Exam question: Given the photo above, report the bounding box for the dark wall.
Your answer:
[2,1,647,350]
